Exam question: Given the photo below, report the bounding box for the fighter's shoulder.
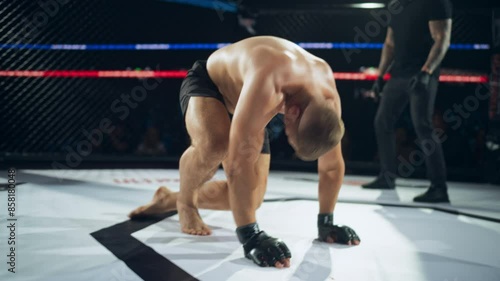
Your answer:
[247,46,292,70]
[314,57,333,76]
[239,47,292,87]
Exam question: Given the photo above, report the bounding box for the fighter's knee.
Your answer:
[201,138,229,161]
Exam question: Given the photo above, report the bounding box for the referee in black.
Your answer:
[362,0,453,203]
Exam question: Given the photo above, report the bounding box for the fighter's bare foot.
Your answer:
[177,201,212,236]
[128,186,176,218]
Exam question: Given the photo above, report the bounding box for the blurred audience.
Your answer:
[136,127,166,155]
[108,123,132,153]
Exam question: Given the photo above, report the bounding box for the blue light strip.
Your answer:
[158,0,237,13]
[0,42,490,50]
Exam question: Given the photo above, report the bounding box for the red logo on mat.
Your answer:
[113,178,180,184]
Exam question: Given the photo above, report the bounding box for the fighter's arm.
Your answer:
[377,27,395,76]
[421,19,452,74]
[316,92,345,214]
[317,143,345,214]
[317,90,344,212]
[225,70,277,227]
[227,69,293,268]
[316,143,360,245]
[316,95,360,245]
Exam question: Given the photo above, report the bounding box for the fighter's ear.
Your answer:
[286,105,300,120]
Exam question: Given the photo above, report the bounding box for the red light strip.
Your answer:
[439,75,489,83]
[0,70,488,83]
[333,72,489,83]
[0,70,188,78]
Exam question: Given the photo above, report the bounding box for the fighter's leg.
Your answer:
[128,180,227,219]
[128,186,177,218]
[196,129,270,211]
[177,96,231,235]
[199,153,270,210]
[129,154,270,215]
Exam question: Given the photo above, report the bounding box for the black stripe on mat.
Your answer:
[264,197,500,224]
[91,211,198,281]
[90,197,499,281]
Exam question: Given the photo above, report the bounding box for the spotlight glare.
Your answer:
[349,3,386,9]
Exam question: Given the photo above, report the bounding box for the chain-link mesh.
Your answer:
[1,0,125,154]
[0,0,492,161]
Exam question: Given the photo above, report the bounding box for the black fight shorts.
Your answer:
[179,60,270,154]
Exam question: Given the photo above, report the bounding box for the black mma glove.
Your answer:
[236,223,291,267]
[408,71,431,93]
[371,76,385,98]
[317,213,360,245]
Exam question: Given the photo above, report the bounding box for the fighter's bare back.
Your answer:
[206,36,339,115]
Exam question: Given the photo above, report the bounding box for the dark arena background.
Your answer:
[1,1,500,281]
[0,0,497,182]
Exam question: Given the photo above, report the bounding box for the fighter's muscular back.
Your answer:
[206,36,338,115]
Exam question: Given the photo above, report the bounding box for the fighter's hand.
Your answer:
[237,223,291,268]
[318,224,361,245]
[317,213,360,245]
[243,231,291,268]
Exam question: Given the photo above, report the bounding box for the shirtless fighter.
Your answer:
[129,36,360,268]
